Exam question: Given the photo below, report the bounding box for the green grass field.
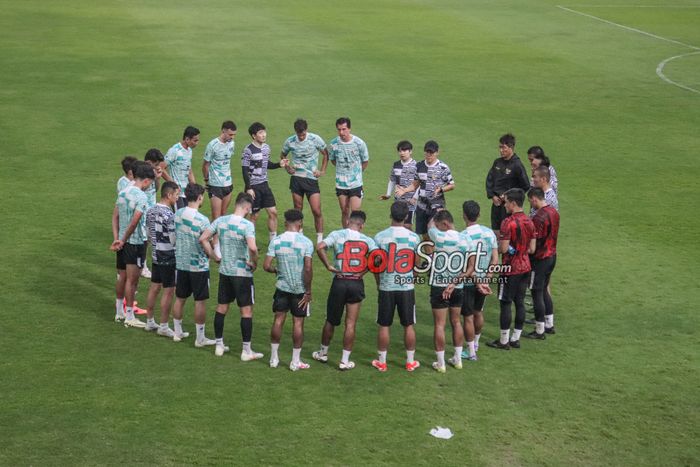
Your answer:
[2,0,699,465]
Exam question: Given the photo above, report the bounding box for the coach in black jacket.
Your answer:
[485,133,530,234]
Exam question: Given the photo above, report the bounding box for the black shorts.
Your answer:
[415,207,438,235]
[498,272,529,303]
[218,274,254,307]
[290,176,320,198]
[251,182,276,213]
[151,263,176,288]
[377,290,416,327]
[176,270,210,301]
[462,286,486,316]
[430,286,464,309]
[530,255,556,290]
[326,277,365,326]
[272,289,310,317]
[491,203,508,231]
[335,186,363,199]
[176,196,187,210]
[116,250,126,270]
[209,184,234,200]
[122,243,146,268]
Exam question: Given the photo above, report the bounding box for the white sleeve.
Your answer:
[386,180,396,197]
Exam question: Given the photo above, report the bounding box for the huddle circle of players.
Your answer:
[111,118,560,373]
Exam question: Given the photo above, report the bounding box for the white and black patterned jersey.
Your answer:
[390,159,417,204]
[146,203,176,265]
[414,159,454,211]
[241,143,280,188]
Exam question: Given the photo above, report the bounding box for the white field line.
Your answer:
[656,51,700,94]
[557,5,700,94]
[562,5,700,7]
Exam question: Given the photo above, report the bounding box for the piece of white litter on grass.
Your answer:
[429,426,453,439]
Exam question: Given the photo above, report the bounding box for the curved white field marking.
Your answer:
[656,51,700,94]
[557,6,700,94]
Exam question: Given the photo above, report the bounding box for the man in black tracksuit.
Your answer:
[485,133,531,235]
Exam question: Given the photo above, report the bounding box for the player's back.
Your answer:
[211,214,255,277]
[269,231,313,294]
[374,226,421,291]
[174,207,210,272]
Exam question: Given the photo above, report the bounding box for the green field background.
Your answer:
[1,0,698,465]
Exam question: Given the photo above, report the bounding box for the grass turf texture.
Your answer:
[1,0,699,464]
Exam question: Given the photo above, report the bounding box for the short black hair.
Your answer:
[161,181,179,198]
[336,117,351,128]
[396,140,413,151]
[294,119,308,134]
[504,188,525,207]
[531,149,551,167]
[185,183,205,202]
[121,156,137,175]
[348,210,367,224]
[528,187,545,200]
[433,210,454,225]
[183,126,200,139]
[499,133,516,148]
[534,166,551,181]
[235,192,254,206]
[462,200,480,222]
[527,145,545,159]
[248,122,266,136]
[424,140,439,153]
[221,120,237,131]
[284,209,304,223]
[390,202,409,223]
[132,161,155,180]
[144,148,164,163]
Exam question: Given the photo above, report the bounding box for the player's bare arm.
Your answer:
[246,236,258,271]
[298,257,313,308]
[198,229,220,263]
[110,206,123,251]
[315,242,338,273]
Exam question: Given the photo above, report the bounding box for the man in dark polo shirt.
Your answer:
[487,188,536,350]
[525,187,560,338]
[485,134,531,236]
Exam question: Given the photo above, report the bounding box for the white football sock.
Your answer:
[196,324,205,341]
[320,344,329,355]
[242,342,252,353]
[126,306,135,321]
[436,351,445,367]
[292,347,301,364]
[216,337,223,345]
[468,341,476,357]
[500,330,510,345]
[545,315,554,328]
[115,298,123,316]
[174,319,183,335]
[536,321,545,334]
[406,350,415,363]
[341,349,351,364]
[475,333,481,346]
[378,350,387,364]
[454,346,462,360]
[512,329,522,342]
[271,343,280,360]
[159,322,168,330]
